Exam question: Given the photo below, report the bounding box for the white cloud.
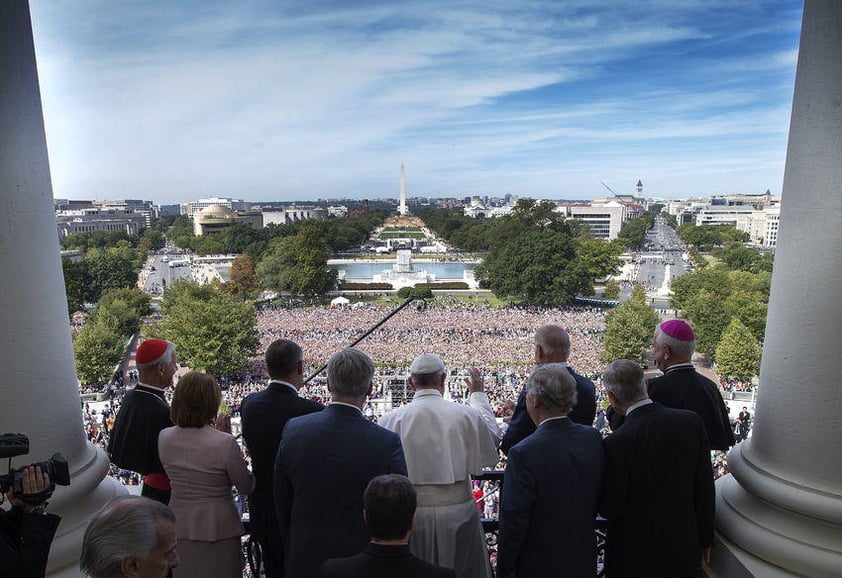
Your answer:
[28,0,801,200]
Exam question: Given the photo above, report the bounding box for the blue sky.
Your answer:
[29,0,803,203]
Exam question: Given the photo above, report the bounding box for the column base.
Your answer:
[46,443,127,577]
[714,471,842,578]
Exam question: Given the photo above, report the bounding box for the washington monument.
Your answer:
[398,162,408,216]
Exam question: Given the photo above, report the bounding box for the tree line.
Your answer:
[419,201,667,306]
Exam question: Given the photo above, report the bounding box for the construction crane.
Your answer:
[600,181,622,198]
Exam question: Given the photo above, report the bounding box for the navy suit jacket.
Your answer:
[275,404,408,578]
[647,367,735,451]
[497,418,605,578]
[601,403,714,578]
[321,543,457,578]
[240,382,323,551]
[501,366,597,454]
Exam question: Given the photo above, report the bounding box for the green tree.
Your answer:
[62,257,89,313]
[600,285,661,364]
[671,268,769,357]
[578,238,624,282]
[61,230,139,253]
[83,248,139,303]
[617,213,655,250]
[153,281,259,376]
[682,289,732,357]
[603,278,620,299]
[670,268,730,313]
[475,200,587,305]
[73,314,125,385]
[725,290,768,342]
[97,288,152,336]
[257,222,337,297]
[166,215,196,248]
[226,254,260,299]
[678,224,749,250]
[478,229,582,305]
[139,229,166,251]
[715,318,762,381]
[718,243,760,272]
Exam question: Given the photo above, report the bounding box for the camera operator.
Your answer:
[0,465,61,578]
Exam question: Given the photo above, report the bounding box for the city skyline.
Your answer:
[30,0,802,203]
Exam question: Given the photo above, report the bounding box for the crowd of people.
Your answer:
[258,300,607,396]
[66,303,755,578]
[83,302,744,492]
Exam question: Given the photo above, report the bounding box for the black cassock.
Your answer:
[108,386,172,476]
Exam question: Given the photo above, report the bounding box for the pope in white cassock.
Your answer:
[378,353,502,578]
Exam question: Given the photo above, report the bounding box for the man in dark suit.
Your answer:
[600,360,715,578]
[275,348,408,578]
[648,319,735,450]
[321,474,456,578]
[241,339,324,578]
[502,324,597,454]
[497,365,605,578]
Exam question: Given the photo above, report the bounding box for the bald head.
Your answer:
[534,324,570,364]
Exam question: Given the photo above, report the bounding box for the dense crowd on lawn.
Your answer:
[81,300,741,512]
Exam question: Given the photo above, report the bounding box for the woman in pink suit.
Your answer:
[159,371,254,578]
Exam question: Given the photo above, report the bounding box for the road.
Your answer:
[618,216,693,310]
[140,249,193,295]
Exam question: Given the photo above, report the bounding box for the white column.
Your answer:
[713,2,842,576]
[0,2,125,576]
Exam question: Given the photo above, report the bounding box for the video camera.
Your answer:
[0,433,70,505]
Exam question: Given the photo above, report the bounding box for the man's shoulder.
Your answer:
[379,402,412,423]
[522,420,601,450]
[241,387,322,415]
[116,389,168,416]
[658,404,707,428]
[286,407,329,429]
[610,403,704,439]
[570,368,596,388]
[650,366,710,386]
[322,548,456,578]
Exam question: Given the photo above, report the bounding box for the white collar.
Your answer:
[538,415,569,427]
[663,362,694,373]
[330,401,363,414]
[137,382,166,394]
[269,379,298,394]
[626,399,653,416]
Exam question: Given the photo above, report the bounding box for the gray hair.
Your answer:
[603,359,648,406]
[80,496,175,577]
[527,364,577,414]
[135,341,177,373]
[653,325,695,358]
[327,348,374,398]
[534,324,571,360]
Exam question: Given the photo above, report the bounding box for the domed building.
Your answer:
[193,204,237,235]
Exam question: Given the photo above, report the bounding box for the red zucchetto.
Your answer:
[135,339,169,364]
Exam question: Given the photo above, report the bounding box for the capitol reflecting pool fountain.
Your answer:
[331,250,478,289]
